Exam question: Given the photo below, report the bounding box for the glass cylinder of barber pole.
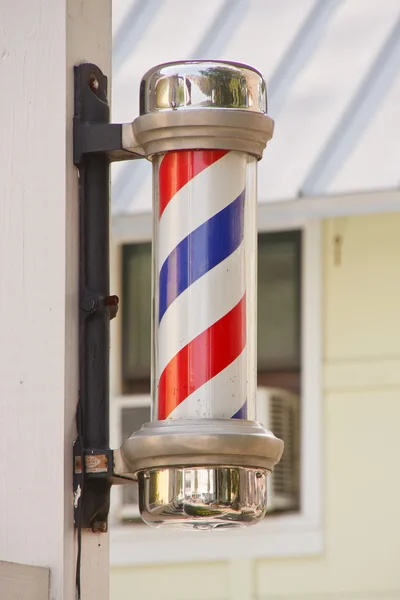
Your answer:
[152,149,257,422]
[124,61,283,529]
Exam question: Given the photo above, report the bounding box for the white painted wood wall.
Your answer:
[0,1,111,598]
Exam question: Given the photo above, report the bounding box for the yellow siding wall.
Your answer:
[111,213,400,600]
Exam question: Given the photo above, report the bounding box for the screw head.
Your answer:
[81,295,96,312]
[90,75,99,92]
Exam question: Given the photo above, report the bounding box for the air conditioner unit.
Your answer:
[111,395,152,523]
[112,388,300,522]
[256,387,300,513]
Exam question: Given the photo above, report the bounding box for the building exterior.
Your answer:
[0,1,112,598]
[109,1,400,599]
[111,212,400,600]
[1,1,399,599]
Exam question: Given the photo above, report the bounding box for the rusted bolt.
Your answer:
[105,294,119,307]
[89,74,99,92]
[92,520,107,533]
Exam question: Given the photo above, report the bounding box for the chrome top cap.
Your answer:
[139,60,267,116]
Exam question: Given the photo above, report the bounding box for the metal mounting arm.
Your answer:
[72,62,145,532]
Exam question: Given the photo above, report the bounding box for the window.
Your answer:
[110,221,323,562]
[118,230,302,520]
[122,231,302,394]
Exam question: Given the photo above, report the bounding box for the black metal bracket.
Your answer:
[73,63,143,532]
[73,65,141,165]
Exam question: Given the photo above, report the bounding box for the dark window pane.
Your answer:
[122,231,301,389]
[257,231,301,371]
[122,243,152,387]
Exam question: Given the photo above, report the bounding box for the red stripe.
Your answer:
[158,150,228,218]
[157,294,246,420]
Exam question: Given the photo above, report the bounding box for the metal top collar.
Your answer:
[139,60,268,115]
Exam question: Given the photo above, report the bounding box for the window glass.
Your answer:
[257,231,301,372]
[122,243,152,389]
[122,231,301,392]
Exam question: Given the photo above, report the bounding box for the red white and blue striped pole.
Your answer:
[154,149,254,422]
[120,60,283,529]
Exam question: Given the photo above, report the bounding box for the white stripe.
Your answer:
[157,244,246,377]
[158,151,247,267]
[167,349,247,420]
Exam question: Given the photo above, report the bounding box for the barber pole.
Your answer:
[119,60,282,529]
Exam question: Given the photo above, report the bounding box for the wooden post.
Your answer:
[0,1,111,598]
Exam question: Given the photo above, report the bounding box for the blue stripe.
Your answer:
[232,400,247,420]
[159,190,245,322]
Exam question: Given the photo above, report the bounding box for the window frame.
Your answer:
[109,215,323,566]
